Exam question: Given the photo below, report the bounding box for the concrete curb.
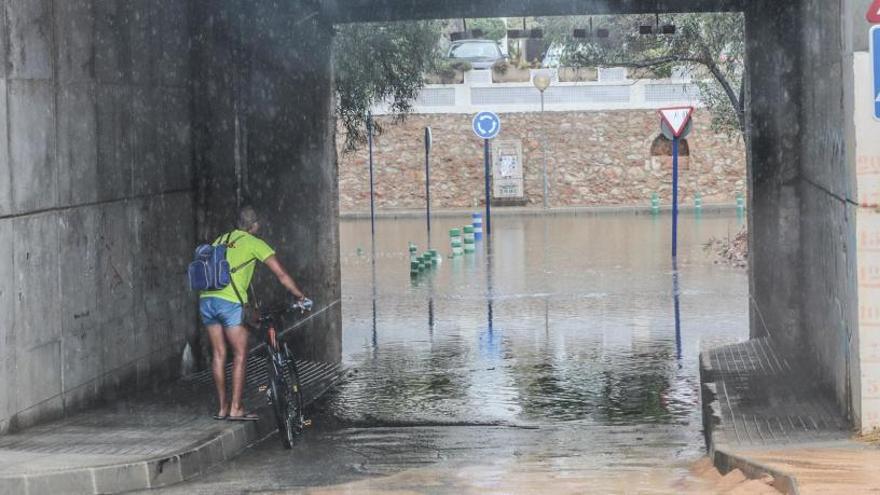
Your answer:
[712,446,801,495]
[0,405,277,495]
[340,203,741,220]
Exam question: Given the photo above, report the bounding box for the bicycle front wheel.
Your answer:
[267,354,295,449]
[279,344,305,444]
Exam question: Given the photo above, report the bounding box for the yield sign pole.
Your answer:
[658,106,694,259]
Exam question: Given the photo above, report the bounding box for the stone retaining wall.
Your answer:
[338,110,746,212]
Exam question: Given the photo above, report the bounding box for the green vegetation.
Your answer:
[333,15,745,150]
[465,18,507,41]
[537,14,745,136]
[334,21,444,150]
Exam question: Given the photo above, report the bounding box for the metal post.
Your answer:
[425,127,432,248]
[484,138,492,236]
[541,91,548,209]
[672,137,680,258]
[367,114,376,238]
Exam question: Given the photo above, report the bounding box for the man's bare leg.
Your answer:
[226,325,250,417]
[206,324,229,417]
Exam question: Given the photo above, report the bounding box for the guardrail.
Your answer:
[371,69,703,115]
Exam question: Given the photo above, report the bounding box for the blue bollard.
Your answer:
[472,213,483,241]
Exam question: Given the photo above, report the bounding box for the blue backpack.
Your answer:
[188,233,254,300]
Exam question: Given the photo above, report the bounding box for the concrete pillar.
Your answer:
[745,0,862,426]
[744,0,803,350]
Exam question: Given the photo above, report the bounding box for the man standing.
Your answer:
[200,206,307,421]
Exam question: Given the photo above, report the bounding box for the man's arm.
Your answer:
[264,255,306,300]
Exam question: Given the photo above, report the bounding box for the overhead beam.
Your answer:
[323,0,746,24]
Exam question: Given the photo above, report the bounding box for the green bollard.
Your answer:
[694,192,703,212]
[464,236,476,254]
[463,225,476,253]
[451,239,463,257]
[450,228,463,256]
[651,193,660,215]
[736,192,745,213]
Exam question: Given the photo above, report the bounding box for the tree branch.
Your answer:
[702,53,744,134]
[576,54,705,69]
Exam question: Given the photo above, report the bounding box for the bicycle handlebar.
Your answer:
[257,298,314,321]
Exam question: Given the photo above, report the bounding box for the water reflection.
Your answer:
[673,259,683,361]
[336,213,747,435]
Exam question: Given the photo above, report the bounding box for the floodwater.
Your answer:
[333,212,748,429]
[163,212,751,494]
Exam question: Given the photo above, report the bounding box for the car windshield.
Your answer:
[450,42,499,59]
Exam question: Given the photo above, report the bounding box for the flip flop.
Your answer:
[212,414,228,420]
[228,413,259,422]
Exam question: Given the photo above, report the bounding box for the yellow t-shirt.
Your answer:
[200,230,276,304]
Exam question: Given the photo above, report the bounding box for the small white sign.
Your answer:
[659,107,695,138]
[492,140,524,199]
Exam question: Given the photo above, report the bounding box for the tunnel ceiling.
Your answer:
[323,0,745,23]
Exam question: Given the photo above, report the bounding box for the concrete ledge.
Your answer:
[713,446,801,495]
[340,203,742,220]
[0,405,276,495]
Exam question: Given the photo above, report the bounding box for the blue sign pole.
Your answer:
[472,112,500,237]
[484,139,492,236]
[672,137,680,259]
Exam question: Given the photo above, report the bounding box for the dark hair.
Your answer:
[237,206,259,230]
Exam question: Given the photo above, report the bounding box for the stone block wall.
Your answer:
[338,110,746,212]
[0,0,196,433]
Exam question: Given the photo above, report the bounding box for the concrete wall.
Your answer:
[849,0,880,432]
[192,0,341,364]
[0,0,196,433]
[1,0,343,433]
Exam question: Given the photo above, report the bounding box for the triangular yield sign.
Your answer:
[868,0,880,23]
[658,107,694,138]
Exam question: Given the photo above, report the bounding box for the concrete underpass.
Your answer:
[0,0,878,492]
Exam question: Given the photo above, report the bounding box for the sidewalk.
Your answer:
[0,353,344,495]
[700,338,880,494]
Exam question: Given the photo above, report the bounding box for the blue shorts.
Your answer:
[200,297,244,328]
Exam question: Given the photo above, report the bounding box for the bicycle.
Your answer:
[255,298,313,449]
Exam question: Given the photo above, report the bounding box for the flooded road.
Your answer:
[165,212,750,494]
[333,212,747,428]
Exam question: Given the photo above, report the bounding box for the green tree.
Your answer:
[334,21,444,150]
[465,18,507,41]
[539,14,745,136]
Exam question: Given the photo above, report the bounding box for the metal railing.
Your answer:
[372,69,703,115]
